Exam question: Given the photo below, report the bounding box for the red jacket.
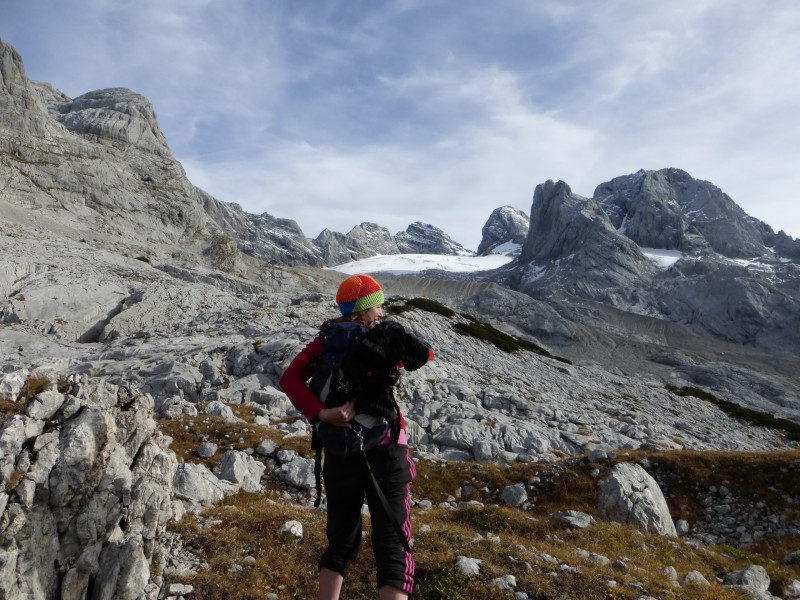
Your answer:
[279,336,434,429]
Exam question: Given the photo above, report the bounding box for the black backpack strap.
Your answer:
[311,425,324,508]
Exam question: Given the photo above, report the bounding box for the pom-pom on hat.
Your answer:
[336,274,384,316]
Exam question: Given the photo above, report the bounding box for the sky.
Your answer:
[2,0,800,251]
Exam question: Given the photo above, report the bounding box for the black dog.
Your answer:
[341,320,431,423]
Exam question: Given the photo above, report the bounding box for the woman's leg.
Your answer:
[318,568,344,600]
[318,453,365,595]
[365,445,416,596]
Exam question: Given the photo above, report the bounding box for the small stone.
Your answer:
[454,556,482,577]
[489,575,517,591]
[502,483,527,507]
[279,520,303,540]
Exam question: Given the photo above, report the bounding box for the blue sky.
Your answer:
[3,0,799,250]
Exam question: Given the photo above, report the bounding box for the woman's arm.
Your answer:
[279,338,358,427]
[279,338,326,422]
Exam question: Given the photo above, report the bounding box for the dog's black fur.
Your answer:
[341,320,432,423]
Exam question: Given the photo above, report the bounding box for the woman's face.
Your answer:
[358,305,383,328]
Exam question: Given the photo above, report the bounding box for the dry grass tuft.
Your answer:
[19,374,52,401]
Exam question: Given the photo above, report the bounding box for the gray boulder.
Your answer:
[724,565,771,593]
[598,462,677,536]
[551,510,595,529]
[501,483,528,507]
[278,457,316,490]
[173,463,238,511]
[216,450,266,493]
[454,556,483,577]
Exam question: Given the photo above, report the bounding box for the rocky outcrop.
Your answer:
[0,39,226,269]
[0,40,56,138]
[477,206,529,256]
[57,88,173,157]
[0,375,177,600]
[395,222,471,255]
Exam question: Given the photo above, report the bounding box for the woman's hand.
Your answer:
[317,400,355,428]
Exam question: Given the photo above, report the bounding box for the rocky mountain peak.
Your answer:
[515,180,655,297]
[0,39,54,137]
[395,221,471,255]
[314,222,399,265]
[593,168,776,259]
[477,205,529,256]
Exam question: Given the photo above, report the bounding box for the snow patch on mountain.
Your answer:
[331,253,512,275]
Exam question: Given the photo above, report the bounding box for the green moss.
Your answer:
[715,544,771,566]
[388,297,572,363]
[415,563,469,600]
[384,297,415,316]
[453,320,522,353]
[667,384,800,441]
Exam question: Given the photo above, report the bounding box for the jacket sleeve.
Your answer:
[279,337,325,423]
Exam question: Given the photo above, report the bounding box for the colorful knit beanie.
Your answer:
[336,274,384,316]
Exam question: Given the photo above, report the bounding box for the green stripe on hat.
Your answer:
[351,289,384,313]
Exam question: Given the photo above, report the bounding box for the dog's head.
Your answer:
[356,320,431,372]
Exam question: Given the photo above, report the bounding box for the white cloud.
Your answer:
[184,62,601,249]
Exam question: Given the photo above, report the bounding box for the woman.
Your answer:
[279,274,433,600]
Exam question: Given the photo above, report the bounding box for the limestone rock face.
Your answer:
[0,378,177,600]
[477,206,529,256]
[0,39,54,137]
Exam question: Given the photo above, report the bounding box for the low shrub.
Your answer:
[405,297,457,318]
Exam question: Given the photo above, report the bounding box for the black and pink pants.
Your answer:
[319,443,416,594]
